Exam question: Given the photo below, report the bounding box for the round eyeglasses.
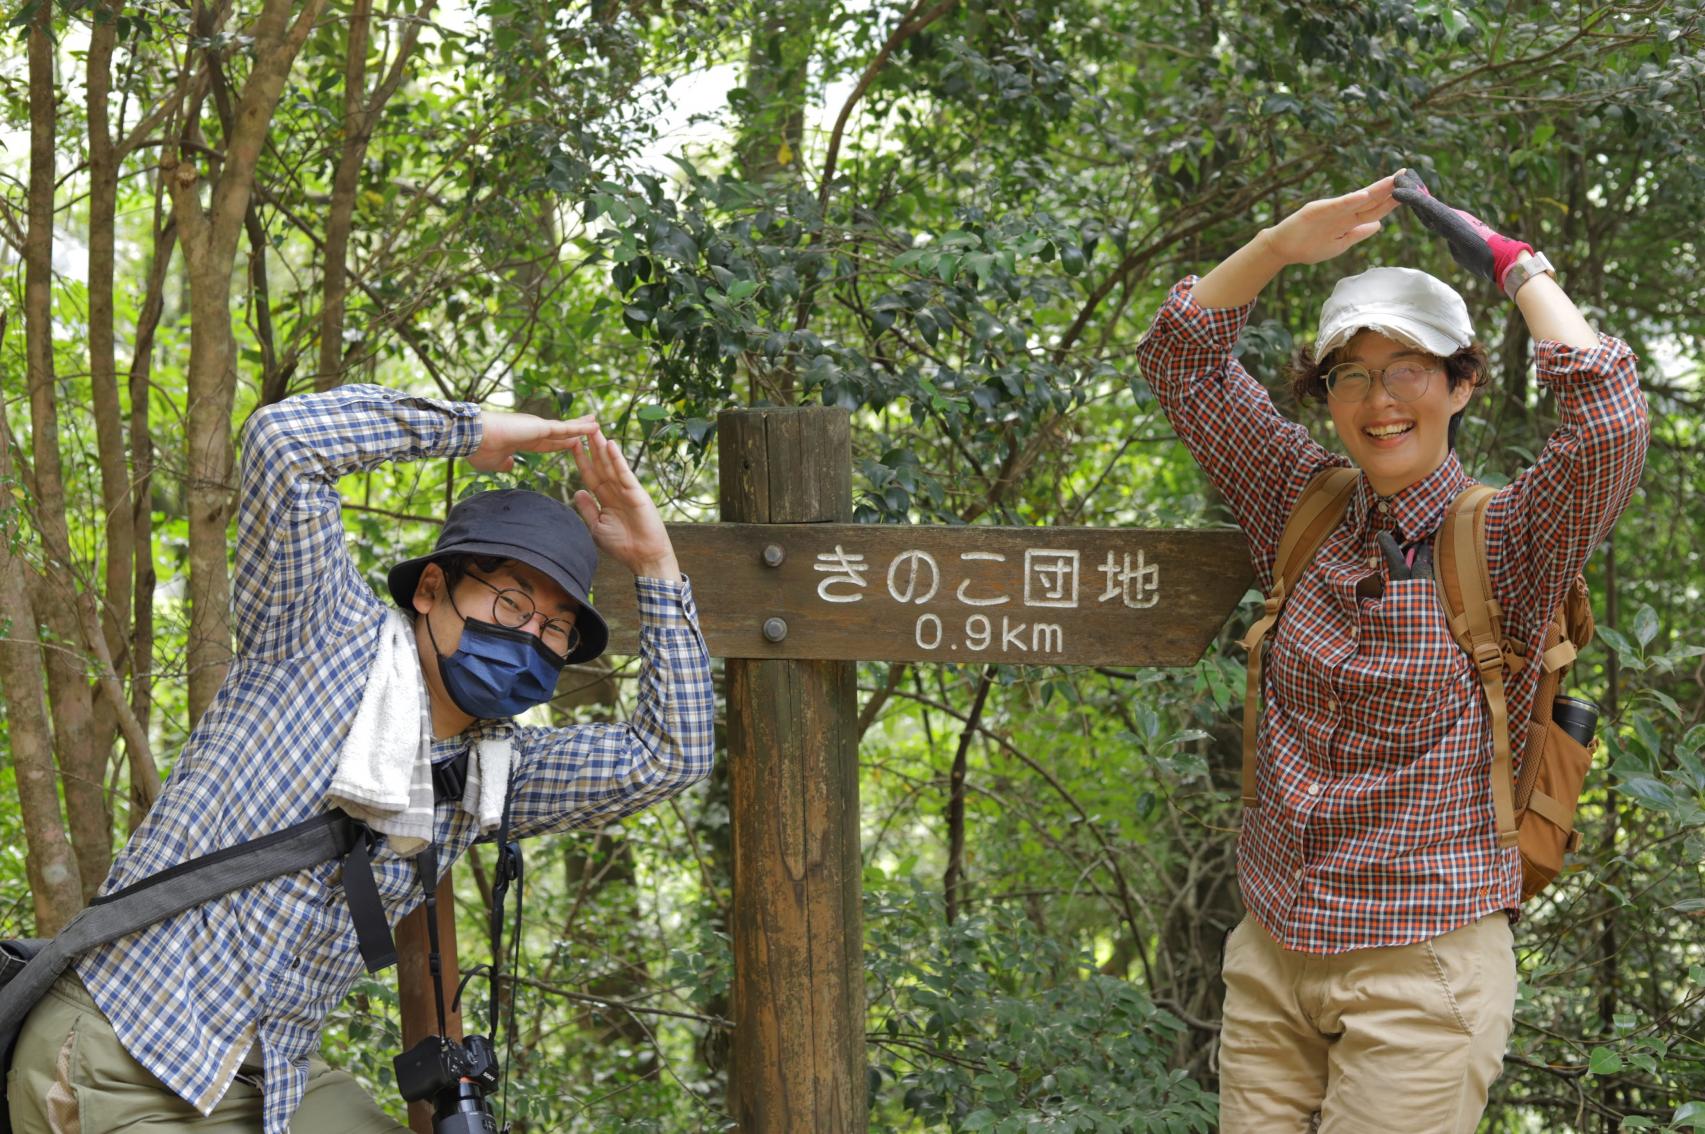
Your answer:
[461,572,581,659]
[1324,360,1439,403]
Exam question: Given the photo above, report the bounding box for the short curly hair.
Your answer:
[1285,338,1491,448]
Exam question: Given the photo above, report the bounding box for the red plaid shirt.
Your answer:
[1138,276,1649,953]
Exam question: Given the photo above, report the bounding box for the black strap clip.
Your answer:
[432,752,469,803]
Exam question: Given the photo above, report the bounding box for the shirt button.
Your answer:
[1307,783,1321,796]
[1326,698,1339,714]
[1365,556,1378,568]
[1378,501,1391,514]
[1294,869,1305,883]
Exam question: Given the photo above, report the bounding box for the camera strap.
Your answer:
[488,779,522,1124]
[410,769,522,1126]
[411,844,450,1037]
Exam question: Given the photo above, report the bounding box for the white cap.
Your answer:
[1314,266,1474,358]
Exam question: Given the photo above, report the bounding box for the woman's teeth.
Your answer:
[1365,423,1414,439]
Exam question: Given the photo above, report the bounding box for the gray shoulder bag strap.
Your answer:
[0,810,385,1064]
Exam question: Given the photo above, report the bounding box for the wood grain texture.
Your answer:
[591,523,1253,666]
[721,406,865,1133]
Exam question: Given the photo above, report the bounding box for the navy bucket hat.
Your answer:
[387,489,609,665]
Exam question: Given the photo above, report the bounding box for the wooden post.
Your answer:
[395,869,462,1134]
[720,406,866,1132]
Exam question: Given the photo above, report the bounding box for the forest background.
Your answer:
[2,0,1703,1130]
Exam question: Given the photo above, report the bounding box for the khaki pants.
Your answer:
[6,974,407,1134]
[1218,913,1516,1134]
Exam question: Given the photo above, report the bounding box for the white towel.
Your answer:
[461,729,511,835]
[328,608,511,856]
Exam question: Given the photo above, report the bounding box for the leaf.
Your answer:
[1646,689,1683,721]
[1633,713,1663,762]
[1683,725,1705,759]
[1673,1100,1705,1128]
[1616,774,1675,811]
[1587,1046,1622,1075]
[1594,625,1632,653]
[1633,603,1660,648]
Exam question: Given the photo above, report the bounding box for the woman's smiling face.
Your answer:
[1327,329,1474,497]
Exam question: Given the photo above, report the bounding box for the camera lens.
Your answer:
[433,1079,497,1134]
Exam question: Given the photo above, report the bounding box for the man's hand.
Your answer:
[469,411,600,473]
[1391,170,1532,292]
[1257,173,1401,267]
[570,429,681,581]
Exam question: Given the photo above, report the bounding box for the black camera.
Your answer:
[395,1033,501,1134]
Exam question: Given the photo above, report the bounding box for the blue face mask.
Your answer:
[429,613,564,720]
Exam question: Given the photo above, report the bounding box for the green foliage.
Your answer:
[866,875,1216,1133]
[3,0,1704,1130]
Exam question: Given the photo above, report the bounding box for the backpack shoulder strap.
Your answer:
[0,811,381,1059]
[1433,485,1519,849]
[1237,466,1359,806]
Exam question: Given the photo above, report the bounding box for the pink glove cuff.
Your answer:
[1452,207,1533,292]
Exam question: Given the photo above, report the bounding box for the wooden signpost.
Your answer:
[395,405,1253,1134]
[591,522,1250,668]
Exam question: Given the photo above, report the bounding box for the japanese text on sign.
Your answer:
[808,544,1161,657]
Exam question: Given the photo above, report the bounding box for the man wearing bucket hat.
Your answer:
[6,386,714,1134]
[1136,171,1648,1131]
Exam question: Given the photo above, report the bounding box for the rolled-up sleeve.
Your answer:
[1492,334,1649,622]
[1137,276,1338,586]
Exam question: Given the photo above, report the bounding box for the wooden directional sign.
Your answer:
[590,522,1253,667]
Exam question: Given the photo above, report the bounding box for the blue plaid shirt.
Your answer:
[74,386,716,1132]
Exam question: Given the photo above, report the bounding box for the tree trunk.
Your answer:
[124,206,177,830]
[0,315,84,936]
[171,0,330,724]
[735,2,811,185]
[943,669,992,924]
[315,0,374,391]
[315,0,434,393]
[87,0,146,803]
[27,0,113,900]
[0,564,84,936]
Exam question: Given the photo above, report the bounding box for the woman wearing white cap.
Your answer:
[1136,171,1648,1132]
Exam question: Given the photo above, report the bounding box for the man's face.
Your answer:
[1326,330,1473,498]
[414,559,580,659]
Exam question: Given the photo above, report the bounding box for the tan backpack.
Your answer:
[1236,467,1597,901]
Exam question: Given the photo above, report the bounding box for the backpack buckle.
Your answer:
[1472,641,1505,676]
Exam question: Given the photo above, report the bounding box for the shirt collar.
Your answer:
[1346,451,1474,543]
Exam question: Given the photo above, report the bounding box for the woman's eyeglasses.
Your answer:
[1324,360,1439,403]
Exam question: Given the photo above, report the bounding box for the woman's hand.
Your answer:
[470,411,599,473]
[1391,170,1532,293]
[570,429,681,581]
[1192,173,1399,308]
[1258,174,1401,266]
